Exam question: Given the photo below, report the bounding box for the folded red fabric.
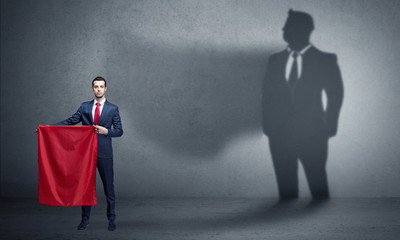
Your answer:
[38,125,97,206]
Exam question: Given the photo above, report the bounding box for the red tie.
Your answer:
[94,102,101,125]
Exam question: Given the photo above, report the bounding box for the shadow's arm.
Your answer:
[261,56,275,136]
[324,54,344,137]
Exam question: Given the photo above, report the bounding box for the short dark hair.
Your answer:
[92,76,107,87]
[284,9,314,32]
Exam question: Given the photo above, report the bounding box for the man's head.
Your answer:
[282,9,314,51]
[92,76,107,100]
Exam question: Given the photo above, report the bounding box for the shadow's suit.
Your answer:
[55,100,123,220]
[262,46,343,199]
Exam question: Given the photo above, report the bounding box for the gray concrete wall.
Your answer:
[1,0,400,198]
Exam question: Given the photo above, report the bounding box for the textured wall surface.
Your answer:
[1,0,400,198]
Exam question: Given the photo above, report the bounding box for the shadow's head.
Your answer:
[283,9,314,50]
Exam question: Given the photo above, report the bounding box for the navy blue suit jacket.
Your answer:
[55,100,123,158]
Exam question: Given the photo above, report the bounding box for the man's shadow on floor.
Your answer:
[118,199,330,231]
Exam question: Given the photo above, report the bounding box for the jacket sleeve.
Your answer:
[261,55,275,136]
[324,54,344,137]
[107,107,123,138]
[53,105,83,125]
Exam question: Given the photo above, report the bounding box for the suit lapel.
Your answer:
[300,46,317,81]
[277,50,290,83]
[97,100,109,126]
[89,100,94,124]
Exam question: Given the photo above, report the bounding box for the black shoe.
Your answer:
[77,219,89,230]
[108,220,116,231]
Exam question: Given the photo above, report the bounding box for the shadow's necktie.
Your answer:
[288,52,299,89]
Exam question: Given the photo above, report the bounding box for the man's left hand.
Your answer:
[94,125,108,135]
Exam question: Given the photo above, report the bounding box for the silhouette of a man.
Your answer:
[262,10,343,201]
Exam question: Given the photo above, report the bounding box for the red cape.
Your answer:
[38,125,97,206]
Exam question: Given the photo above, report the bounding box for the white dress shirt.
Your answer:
[92,98,106,122]
[285,44,312,81]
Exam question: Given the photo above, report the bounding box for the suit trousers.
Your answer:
[268,131,329,200]
[82,157,115,221]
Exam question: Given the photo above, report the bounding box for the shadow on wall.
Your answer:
[109,35,278,157]
[262,10,344,200]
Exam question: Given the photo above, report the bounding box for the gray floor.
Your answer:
[1,197,400,240]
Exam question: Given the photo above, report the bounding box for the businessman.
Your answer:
[54,76,123,230]
[262,10,343,201]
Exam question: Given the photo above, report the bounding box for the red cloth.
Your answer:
[38,125,97,206]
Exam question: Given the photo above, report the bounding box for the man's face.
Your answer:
[92,80,107,99]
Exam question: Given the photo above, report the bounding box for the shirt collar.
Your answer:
[94,98,106,106]
[287,44,312,55]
